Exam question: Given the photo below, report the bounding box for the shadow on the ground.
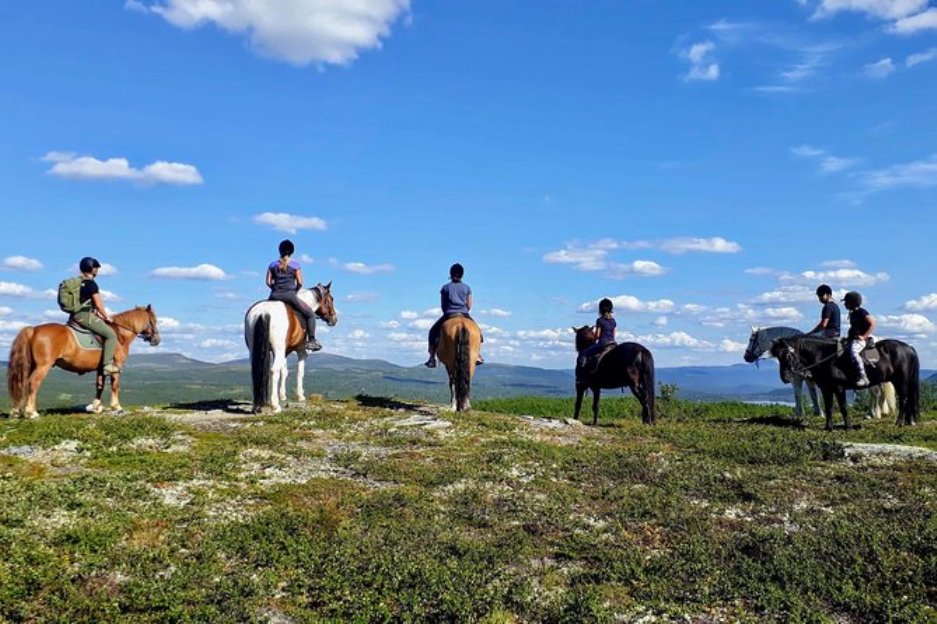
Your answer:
[165,398,245,413]
[722,414,809,429]
[354,394,426,411]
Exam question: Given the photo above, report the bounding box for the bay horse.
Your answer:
[436,314,482,411]
[7,306,160,419]
[745,326,896,420]
[771,335,920,430]
[573,326,656,425]
[243,283,337,413]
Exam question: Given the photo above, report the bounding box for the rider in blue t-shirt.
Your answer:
[807,284,841,338]
[424,263,484,368]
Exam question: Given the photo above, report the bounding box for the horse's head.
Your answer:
[314,282,338,327]
[743,325,762,363]
[141,304,161,346]
[572,325,597,352]
[770,338,797,384]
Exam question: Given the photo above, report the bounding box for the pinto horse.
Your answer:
[436,315,482,411]
[573,326,656,425]
[771,335,920,430]
[7,306,160,419]
[244,283,337,413]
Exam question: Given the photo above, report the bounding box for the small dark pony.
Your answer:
[771,335,920,430]
[572,326,656,425]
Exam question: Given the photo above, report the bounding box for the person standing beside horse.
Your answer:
[424,263,483,368]
[843,291,875,387]
[71,256,121,376]
[577,298,616,377]
[266,239,321,352]
[806,284,841,339]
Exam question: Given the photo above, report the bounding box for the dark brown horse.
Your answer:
[436,315,482,411]
[7,306,160,418]
[573,326,656,425]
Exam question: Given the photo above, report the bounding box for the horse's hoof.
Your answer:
[85,403,104,414]
[110,409,126,416]
[24,411,40,420]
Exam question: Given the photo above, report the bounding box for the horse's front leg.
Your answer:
[109,372,124,414]
[295,352,307,402]
[85,372,106,414]
[821,387,835,431]
[573,384,586,421]
[269,351,286,413]
[836,388,850,430]
[591,388,601,426]
[806,379,822,416]
[792,377,806,418]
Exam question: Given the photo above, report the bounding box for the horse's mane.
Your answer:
[112,307,150,329]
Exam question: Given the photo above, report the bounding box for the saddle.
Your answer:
[836,337,880,364]
[67,321,104,350]
[577,343,617,377]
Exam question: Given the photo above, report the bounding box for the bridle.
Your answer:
[111,315,159,343]
[779,341,838,379]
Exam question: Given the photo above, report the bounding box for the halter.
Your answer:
[781,342,839,378]
[111,314,158,342]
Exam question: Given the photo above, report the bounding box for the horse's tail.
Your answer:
[250,314,272,411]
[905,348,920,424]
[7,327,34,408]
[640,347,656,425]
[454,324,472,411]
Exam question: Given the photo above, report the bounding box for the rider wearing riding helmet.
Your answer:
[266,239,322,352]
[807,284,841,338]
[73,256,121,376]
[424,262,484,368]
[843,290,875,387]
[578,298,617,374]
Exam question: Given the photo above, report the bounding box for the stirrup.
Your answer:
[424,358,437,368]
[305,338,323,352]
[856,377,870,388]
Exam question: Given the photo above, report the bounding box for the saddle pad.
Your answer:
[68,325,103,350]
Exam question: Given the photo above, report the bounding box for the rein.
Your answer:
[784,343,839,377]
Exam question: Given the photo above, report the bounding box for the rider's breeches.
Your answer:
[72,310,118,366]
[848,338,867,377]
[269,290,316,337]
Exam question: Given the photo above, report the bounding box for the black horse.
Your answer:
[572,326,656,425]
[770,335,920,430]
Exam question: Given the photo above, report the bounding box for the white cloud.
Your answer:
[343,292,380,303]
[745,267,781,276]
[879,313,936,334]
[863,57,896,78]
[253,212,327,234]
[906,47,937,66]
[150,264,230,280]
[347,329,370,340]
[906,293,937,311]
[754,285,824,304]
[380,320,400,329]
[399,310,419,320]
[0,281,55,299]
[2,256,43,271]
[764,307,804,321]
[857,155,937,191]
[684,41,720,81]
[41,151,203,185]
[0,320,29,332]
[821,259,857,269]
[654,316,669,326]
[813,0,929,20]
[408,319,434,330]
[792,144,859,173]
[542,246,608,271]
[719,338,748,353]
[658,237,742,254]
[786,268,890,287]
[608,260,666,278]
[637,331,712,349]
[0,306,13,316]
[481,308,512,318]
[199,338,237,348]
[577,295,675,314]
[890,7,937,32]
[299,254,315,264]
[342,261,394,275]
[97,263,119,277]
[135,0,411,66]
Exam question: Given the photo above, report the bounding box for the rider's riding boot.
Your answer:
[424,350,437,368]
[305,336,323,352]
[103,362,122,376]
[854,361,870,387]
[476,353,484,365]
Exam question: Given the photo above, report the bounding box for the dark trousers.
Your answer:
[428,313,483,350]
[269,290,316,337]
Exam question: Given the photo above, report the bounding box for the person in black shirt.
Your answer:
[72,256,121,376]
[843,291,875,387]
[807,284,841,338]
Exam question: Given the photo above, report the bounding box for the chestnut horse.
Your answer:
[436,314,482,411]
[244,284,337,413]
[7,306,160,419]
[573,325,656,425]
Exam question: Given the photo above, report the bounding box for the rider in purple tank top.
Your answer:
[577,298,617,374]
[266,239,322,352]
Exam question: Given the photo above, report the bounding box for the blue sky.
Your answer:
[1,0,936,369]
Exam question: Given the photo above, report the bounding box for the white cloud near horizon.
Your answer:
[856,154,937,191]
[907,47,937,66]
[0,281,55,299]
[481,308,512,318]
[787,268,890,287]
[132,0,411,66]
[906,293,937,311]
[150,264,230,280]
[341,261,395,275]
[791,144,859,173]
[41,151,203,185]
[2,256,43,271]
[812,0,929,20]
[879,313,936,334]
[890,7,937,32]
[577,295,675,314]
[863,57,896,78]
[253,212,327,234]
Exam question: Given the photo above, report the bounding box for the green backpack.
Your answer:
[57,276,88,314]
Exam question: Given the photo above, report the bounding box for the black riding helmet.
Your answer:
[842,291,862,308]
[815,284,832,297]
[449,263,464,280]
[79,257,101,273]
[599,298,614,315]
[278,239,295,257]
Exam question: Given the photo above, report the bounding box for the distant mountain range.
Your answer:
[1,352,934,410]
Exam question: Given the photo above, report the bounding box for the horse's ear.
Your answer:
[571,326,578,333]
[325,281,332,290]
[751,325,758,333]
[146,304,152,312]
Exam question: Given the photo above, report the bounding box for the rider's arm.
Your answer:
[466,294,472,311]
[295,268,304,291]
[265,268,274,289]
[862,315,875,340]
[91,292,110,322]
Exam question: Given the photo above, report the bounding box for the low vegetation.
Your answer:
[1,394,935,622]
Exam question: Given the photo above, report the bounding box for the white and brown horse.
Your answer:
[7,306,160,418]
[244,283,337,413]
